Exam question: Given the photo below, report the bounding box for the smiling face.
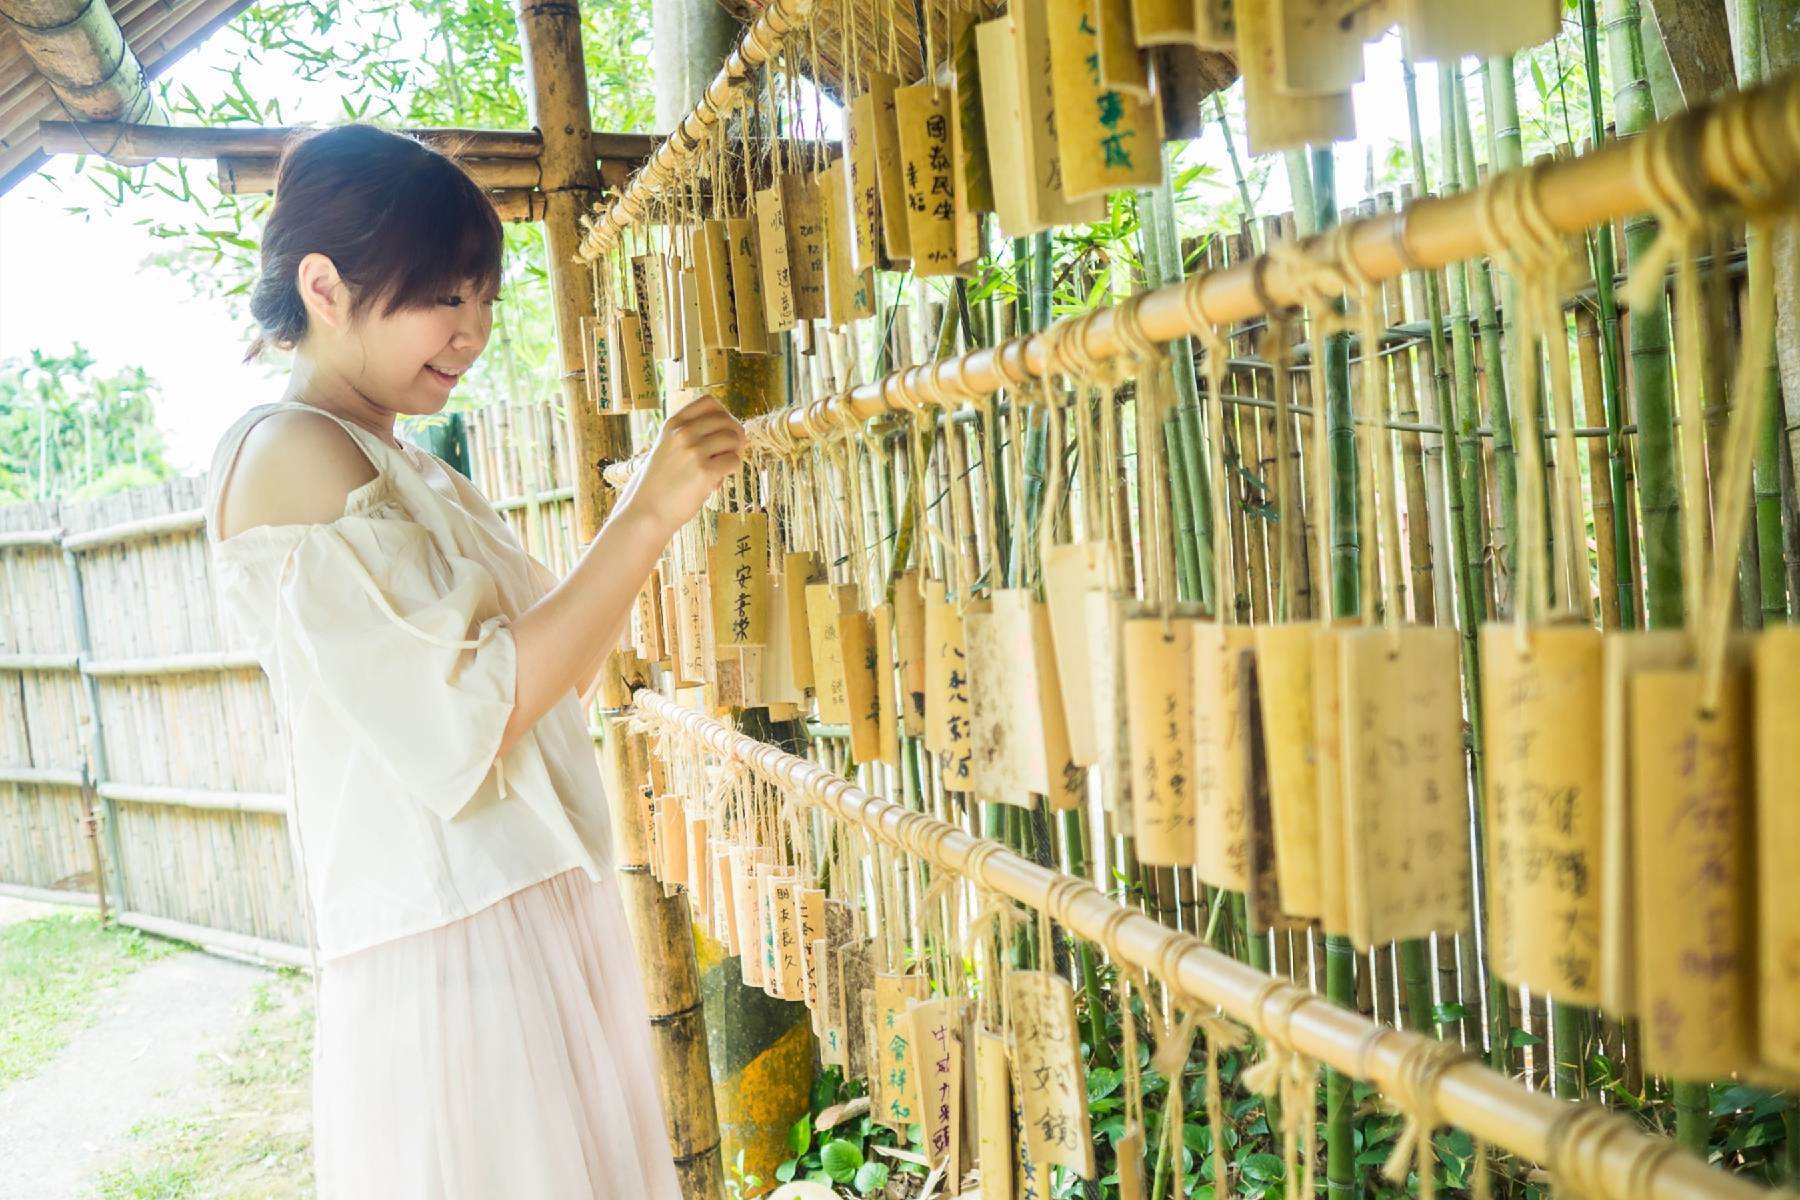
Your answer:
[292,253,497,418]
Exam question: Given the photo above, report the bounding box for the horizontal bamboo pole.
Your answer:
[491,483,575,512]
[0,527,60,548]
[118,908,311,969]
[727,70,1800,449]
[60,508,203,551]
[0,881,99,908]
[0,0,155,123]
[492,188,548,224]
[83,651,260,676]
[633,690,1758,1200]
[0,765,83,787]
[97,781,287,815]
[0,653,79,671]
[37,120,554,159]
[575,0,815,260]
[217,153,544,194]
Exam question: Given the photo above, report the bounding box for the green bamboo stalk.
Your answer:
[1166,411,1202,600]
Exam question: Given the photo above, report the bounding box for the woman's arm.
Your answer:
[495,397,745,758]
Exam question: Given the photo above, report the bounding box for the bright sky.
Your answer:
[0,26,1445,476]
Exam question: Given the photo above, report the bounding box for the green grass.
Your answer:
[0,911,184,1089]
[87,971,315,1200]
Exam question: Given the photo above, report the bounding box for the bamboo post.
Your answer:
[0,0,155,125]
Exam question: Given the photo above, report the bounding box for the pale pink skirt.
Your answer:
[312,866,684,1200]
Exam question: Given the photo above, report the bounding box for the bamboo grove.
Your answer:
[572,0,1800,1196]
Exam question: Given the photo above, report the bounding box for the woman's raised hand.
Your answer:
[625,396,748,536]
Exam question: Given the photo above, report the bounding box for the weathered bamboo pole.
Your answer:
[0,0,155,123]
[1577,307,1626,629]
[636,691,1767,1200]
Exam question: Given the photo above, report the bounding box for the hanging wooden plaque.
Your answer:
[894,83,961,277]
[725,216,771,355]
[1598,630,1691,1015]
[696,219,738,351]
[846,90,883,274]
[782,172,828,320]
[839,939,877,1079]
[658,796,687,889]
[674,571,714,688]
[796,886,828,1009]
[874,604,901,766]
[873,973,931,1131]
[1047,0,1165,203]
[895,570,929,737]
[632,253,670,361]
[950,11,995,264]
[711,839,736,951]
[818,939,846,1065]
[730,848,764,984]
[1339,626,1472,950]
[866,70,913,266]
[1755,629,1800,1071]
[975,1027,1013,1200]
[1630,666,1754,1080]
[1007,970,1095,1177]
[684,811,711,918]
[820,158,857,327]
[1237,0,1355,156]
[1253,623,1323,920]
[708,510,771,647]
[964,600,1018,801]
[977,11,1107,240]
[762,573,807,705]
[753,183,798,333]
[773,876,806,1000]
[1044,542,1112,767]
[1131,0,1197,45]
[1272,0,1367,94]
[911,996,964,1181]
[1124,614,1198,865]
[784,552,827,690]
[1096,0,1151,97]
[1193,623,1254,889]
[806,582,855,724]
[679,265,728,388]
[618,313,659,411]
[924,581,975,789]
[756,866,782,996]
[993,588,1085,810]
[662,252,686,364]
[1480,625,1605,1005]
[1401,0,1561,62]
[839,605,882,764]
[1086,589,1132,827]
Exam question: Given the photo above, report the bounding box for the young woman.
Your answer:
[203,125,746,1198]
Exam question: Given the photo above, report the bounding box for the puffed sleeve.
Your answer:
[270,513,518,823]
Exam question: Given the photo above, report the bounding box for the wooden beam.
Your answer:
[37,121,554,159]
[491,188,548,224]
[0,0,155,123]
[1643,0,1737,106]
[216,154,544,194]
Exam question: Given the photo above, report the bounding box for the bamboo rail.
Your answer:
[574,0,815,260]
[632,690,1756,1200]
[665,71,1797,451]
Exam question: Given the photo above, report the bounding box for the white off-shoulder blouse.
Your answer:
[204,400,613,966]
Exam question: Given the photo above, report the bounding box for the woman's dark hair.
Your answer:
[244,124,503,361]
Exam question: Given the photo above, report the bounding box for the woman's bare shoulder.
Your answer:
[216,410,380,540]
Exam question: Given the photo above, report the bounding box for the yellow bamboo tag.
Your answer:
[729,848,763,985]
[631,253,669,361]
[725,217,771,354]
[974,1028,1013,1200]
[965,601,1019,801]
[675,571,715,688]
[874,605,901,766]
[762,574,806,706]
[1272,0,1367,94]
[1598,630,1690,1015]
[1253,623,1323,920]
[1314,625,1353,936]
[1629,666,1754,1080]
[839,605,882,764]
[633,578,664,662]
[710,839,735,951]
[708,511,771,647]
[977,11,1107,240]
[1087,590,1132,825]
[696,219,737,351]
[924,581,975,788]
[756,867,782,995]
[782,173,827,320]
[873,973,931,1130]
[817,940,846,1065]
[1755,629,1800,1071]
[617,313,659,410]
[894,83,961,277]
[1480,625,1605,1005]
[680,265,728,388]
[985,590,1048,796]
[841,941,877,1079]
[806,582,854,723]
[784,552,826,690]
[1007,970,1095,1177]
[661,253,685,363]
[1400,0,1560,61]
[1096,0,1151,97]
[684,812,711,918]
[1193,624,1254,889]
[1237,0,1354,156]
[796,886,827,1008]
[950,14,995,256]
[866,71,913,266]
[1124,614,1198,865]
[894,571,929,737]
[1339,627,1472,950]
[753,184,797,333]
[1043,541,1112,766]
[1047,0,1165,203]
[774,876,807,999]
[820,159,856,327]
[846,92,882,274]
[1131,0,1196,44]
[658,796,687,889]
[910,996,963,1181]
[999,589,1085,809]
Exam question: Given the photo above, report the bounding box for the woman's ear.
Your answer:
[295,252,351,332]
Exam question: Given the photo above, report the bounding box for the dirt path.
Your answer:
[0,940,268,1200]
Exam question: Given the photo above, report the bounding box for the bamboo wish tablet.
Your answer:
[949,13,994,243]
[1401,0,1560,62]
[1047,0,1164,203]
[988,589,1058,800]
[1339,626,1471,950]
[1044,541,1112,766]
[894,83,960,277]
[782,172,828,320]
[866,70,913,266]
[873,972,930,1130]
[895,570,929,736]
[964,600,1020,802]
[874,605,900,766]
[975,1028,1013,1200]
[838,605,882,764]
[1755,629,1800,1071]
[617,313,659,410]
[725,217,770,354]
[1124,614,1198,866]
[1237,0,1355,156]
[1086,589,1132,826]
[1630,666,1754,1080]
[924,581,975,789]
[632,253,669,360]
[1193,623,1254,889]
[910,997,963,1182]
[1131,0,1196,45]
[1480,625,1605,1005]
[805,582,854,724]
[696,219,737,351]
[1253,623,1324,920]
[753,183,797,332]
[1096,0,1151,97]
[784,552,826,690]
[1007,970,1094,1177]
[1272,0,1367,94]
[846,90,882,273]
[707,510,770,647]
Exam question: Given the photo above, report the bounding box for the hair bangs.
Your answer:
[362,153,505,317]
